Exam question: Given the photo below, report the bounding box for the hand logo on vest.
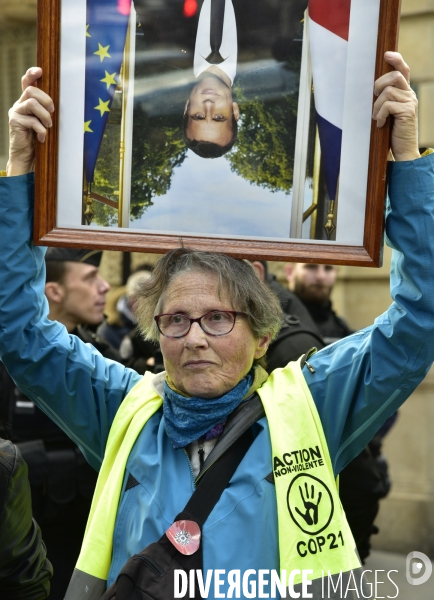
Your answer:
[295,482,322,526]
[287,474,334,535]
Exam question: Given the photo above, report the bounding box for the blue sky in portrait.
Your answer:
[131,150,293,239]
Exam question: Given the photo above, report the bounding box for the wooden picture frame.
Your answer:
[35,0,401,265]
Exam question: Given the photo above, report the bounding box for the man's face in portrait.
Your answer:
[184,75,239,147]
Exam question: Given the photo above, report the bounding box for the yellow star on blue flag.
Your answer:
[94,98,111,116]
[84,0,132,183]
[94,43,111,62]
[100,71,117,89]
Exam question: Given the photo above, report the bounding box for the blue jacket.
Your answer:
[1,156,434,596]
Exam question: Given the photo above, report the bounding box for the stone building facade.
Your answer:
[0,1,36,168]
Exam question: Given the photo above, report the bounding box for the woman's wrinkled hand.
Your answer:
[7,67,55,176]
[373,52,420,162]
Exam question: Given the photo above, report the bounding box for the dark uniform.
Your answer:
[298,298,353,345]
[265,274,325,370]
[0,324,123,600]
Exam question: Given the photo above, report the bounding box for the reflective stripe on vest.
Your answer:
[65,361,363,599]
[64,371,162,600]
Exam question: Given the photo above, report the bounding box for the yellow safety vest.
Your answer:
[258,363,361,589]
[65,361,362,599]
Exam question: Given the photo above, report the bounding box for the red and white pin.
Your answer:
[166,520,201,555]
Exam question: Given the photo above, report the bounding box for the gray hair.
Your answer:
[133,248,283,343]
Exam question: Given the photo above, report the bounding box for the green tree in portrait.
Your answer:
[228,88,298,194]
[91,104,187,226]
[130,108,187,221]
[91,82,298,228]
[91,100,122,227]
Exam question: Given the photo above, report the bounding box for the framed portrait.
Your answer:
[35,0,400,265]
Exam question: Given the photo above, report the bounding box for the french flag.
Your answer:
[308,0,351,202]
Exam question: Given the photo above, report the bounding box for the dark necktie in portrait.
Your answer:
[208,0,226,64]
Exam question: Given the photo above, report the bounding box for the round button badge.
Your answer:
[166,519,201,555]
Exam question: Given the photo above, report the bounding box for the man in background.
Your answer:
[284,262,351,344]
[97,265,163,374]
[0,247,119,599]
[97,264,154,350]
[44,248,119,357]
[285,262,394,562]
[251,260,324,370]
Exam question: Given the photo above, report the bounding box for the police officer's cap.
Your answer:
[45,248,102,267]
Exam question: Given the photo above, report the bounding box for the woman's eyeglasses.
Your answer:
[154,310,246,338]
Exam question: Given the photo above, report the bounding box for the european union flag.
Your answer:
[84,0,132,183]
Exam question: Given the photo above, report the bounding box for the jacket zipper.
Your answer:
[184,448,196,489]
[198,437,205,470]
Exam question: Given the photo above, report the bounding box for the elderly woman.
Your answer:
[1,53,433,599]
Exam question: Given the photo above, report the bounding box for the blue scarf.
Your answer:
[163,371,254,449]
